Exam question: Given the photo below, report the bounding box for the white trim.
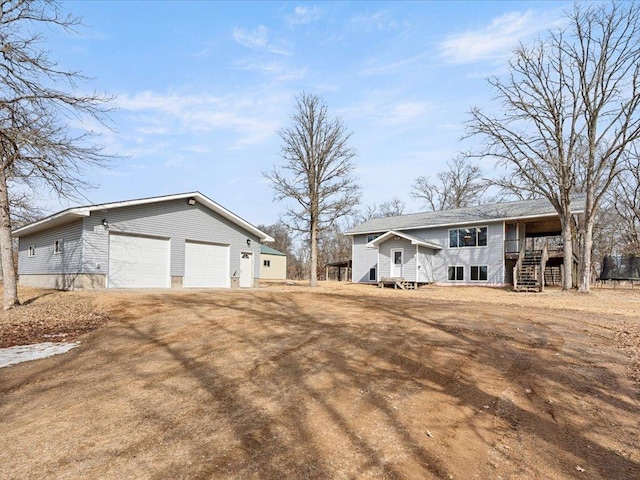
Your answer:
[447,265,465,282]
[415,244,419,282]
[13,191,275,243]
[390,248,404,278]
[470,265,488,282]
[345,209,584,236]
[367,230,442,250]
[448,225,488,249]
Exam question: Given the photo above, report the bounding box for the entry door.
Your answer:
[239,252,253,287]
[390,248,403,277]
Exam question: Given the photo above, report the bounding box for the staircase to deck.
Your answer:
[378,277,417,290]
[514,243,549,293]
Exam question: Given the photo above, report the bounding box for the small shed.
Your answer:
[260,244,287,280]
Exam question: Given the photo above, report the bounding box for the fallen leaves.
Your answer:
[0,294,110,348]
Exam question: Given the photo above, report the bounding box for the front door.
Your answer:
[390,248,403,278]
[239,252,253,287]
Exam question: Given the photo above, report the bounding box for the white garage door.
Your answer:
[184,241,230,288]
[108,233,170,288]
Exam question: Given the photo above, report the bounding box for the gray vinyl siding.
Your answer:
[378,238,417,282]
[352,234,380,282]
[409,222,503,284]
[82,199,261,279]
[351,221,505,284]
[18,220,83,275]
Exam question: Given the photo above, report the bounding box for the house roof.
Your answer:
[12,191,275,242]
[346,195,586,235]
[367,230,442,250]
[260,244,287,256]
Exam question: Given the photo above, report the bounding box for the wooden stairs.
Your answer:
[378,277,417,290]
[514,244,549,293]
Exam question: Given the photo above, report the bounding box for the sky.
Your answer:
[39,0,571,227]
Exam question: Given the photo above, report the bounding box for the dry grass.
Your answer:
[0,283,638,479]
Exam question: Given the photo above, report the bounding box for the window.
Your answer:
[471,265,488,281]
[366,234,381,243]
[449,226,488,248]
[263,259,271,267]
[448,266,464,281]
[54,239,63,254]
[28,245,35,257]
[369,267,376,281]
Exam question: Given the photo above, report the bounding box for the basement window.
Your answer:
[471,265,488,281]
[54,239,63,254]
[447,266,464,281]
[28,245,35,257]
[369,267,376,281]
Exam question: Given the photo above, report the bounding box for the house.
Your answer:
[12,192,274,290]
[346,196,585,290]
[260,244,287,280]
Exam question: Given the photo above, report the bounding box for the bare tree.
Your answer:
[361,197,406,220]
[265,92,360,287]
[411,156,488,211]
[467,1,640,291]
[610,144,640,254]
[0,1,114,309]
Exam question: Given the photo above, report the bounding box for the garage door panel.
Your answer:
[108,233,170,288]
[184,241,229,288]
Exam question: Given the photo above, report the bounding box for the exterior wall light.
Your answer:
[102,219,108,227]
[187,197,196,205]
[246,238,251,246]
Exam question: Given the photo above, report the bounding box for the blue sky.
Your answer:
[44,0,570,226]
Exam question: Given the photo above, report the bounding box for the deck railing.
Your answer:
[505,236,565,256]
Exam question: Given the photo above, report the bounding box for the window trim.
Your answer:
[447,265,465,282]
[28,245,36,258]
[54,239,63,254]
[366,234,381,243]
[448,225,488,249]
[470,265,488,282]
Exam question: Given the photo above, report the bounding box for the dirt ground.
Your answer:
[0,282,639,479]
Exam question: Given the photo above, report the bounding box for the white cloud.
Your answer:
[116,90,286,148]
[440,10,560,64]
[232,25,291,55]
[286,6,322,26]
[360,52,428,76]
[351,10,401,31]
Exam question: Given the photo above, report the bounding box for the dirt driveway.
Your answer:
[0,283,639,479]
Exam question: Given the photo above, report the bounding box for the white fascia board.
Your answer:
[13,191,275,242]
[348,209,582,237]
[367,230,442,250]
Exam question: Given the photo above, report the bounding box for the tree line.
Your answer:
[1,1,639,310]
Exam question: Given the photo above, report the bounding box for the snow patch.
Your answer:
[0,342,80,368]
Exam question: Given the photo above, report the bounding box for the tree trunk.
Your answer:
[0,167,19,309]
[561,214,574,291]
[309,217,318,287]
[578,217,594,293]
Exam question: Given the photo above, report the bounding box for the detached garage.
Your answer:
[13,192,274,290]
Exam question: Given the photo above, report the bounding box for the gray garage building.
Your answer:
[13,192,274,290]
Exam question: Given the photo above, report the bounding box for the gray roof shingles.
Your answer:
[347,195,586,235]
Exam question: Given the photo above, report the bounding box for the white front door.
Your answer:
[239,252,253,287]
[390,248,403,278]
